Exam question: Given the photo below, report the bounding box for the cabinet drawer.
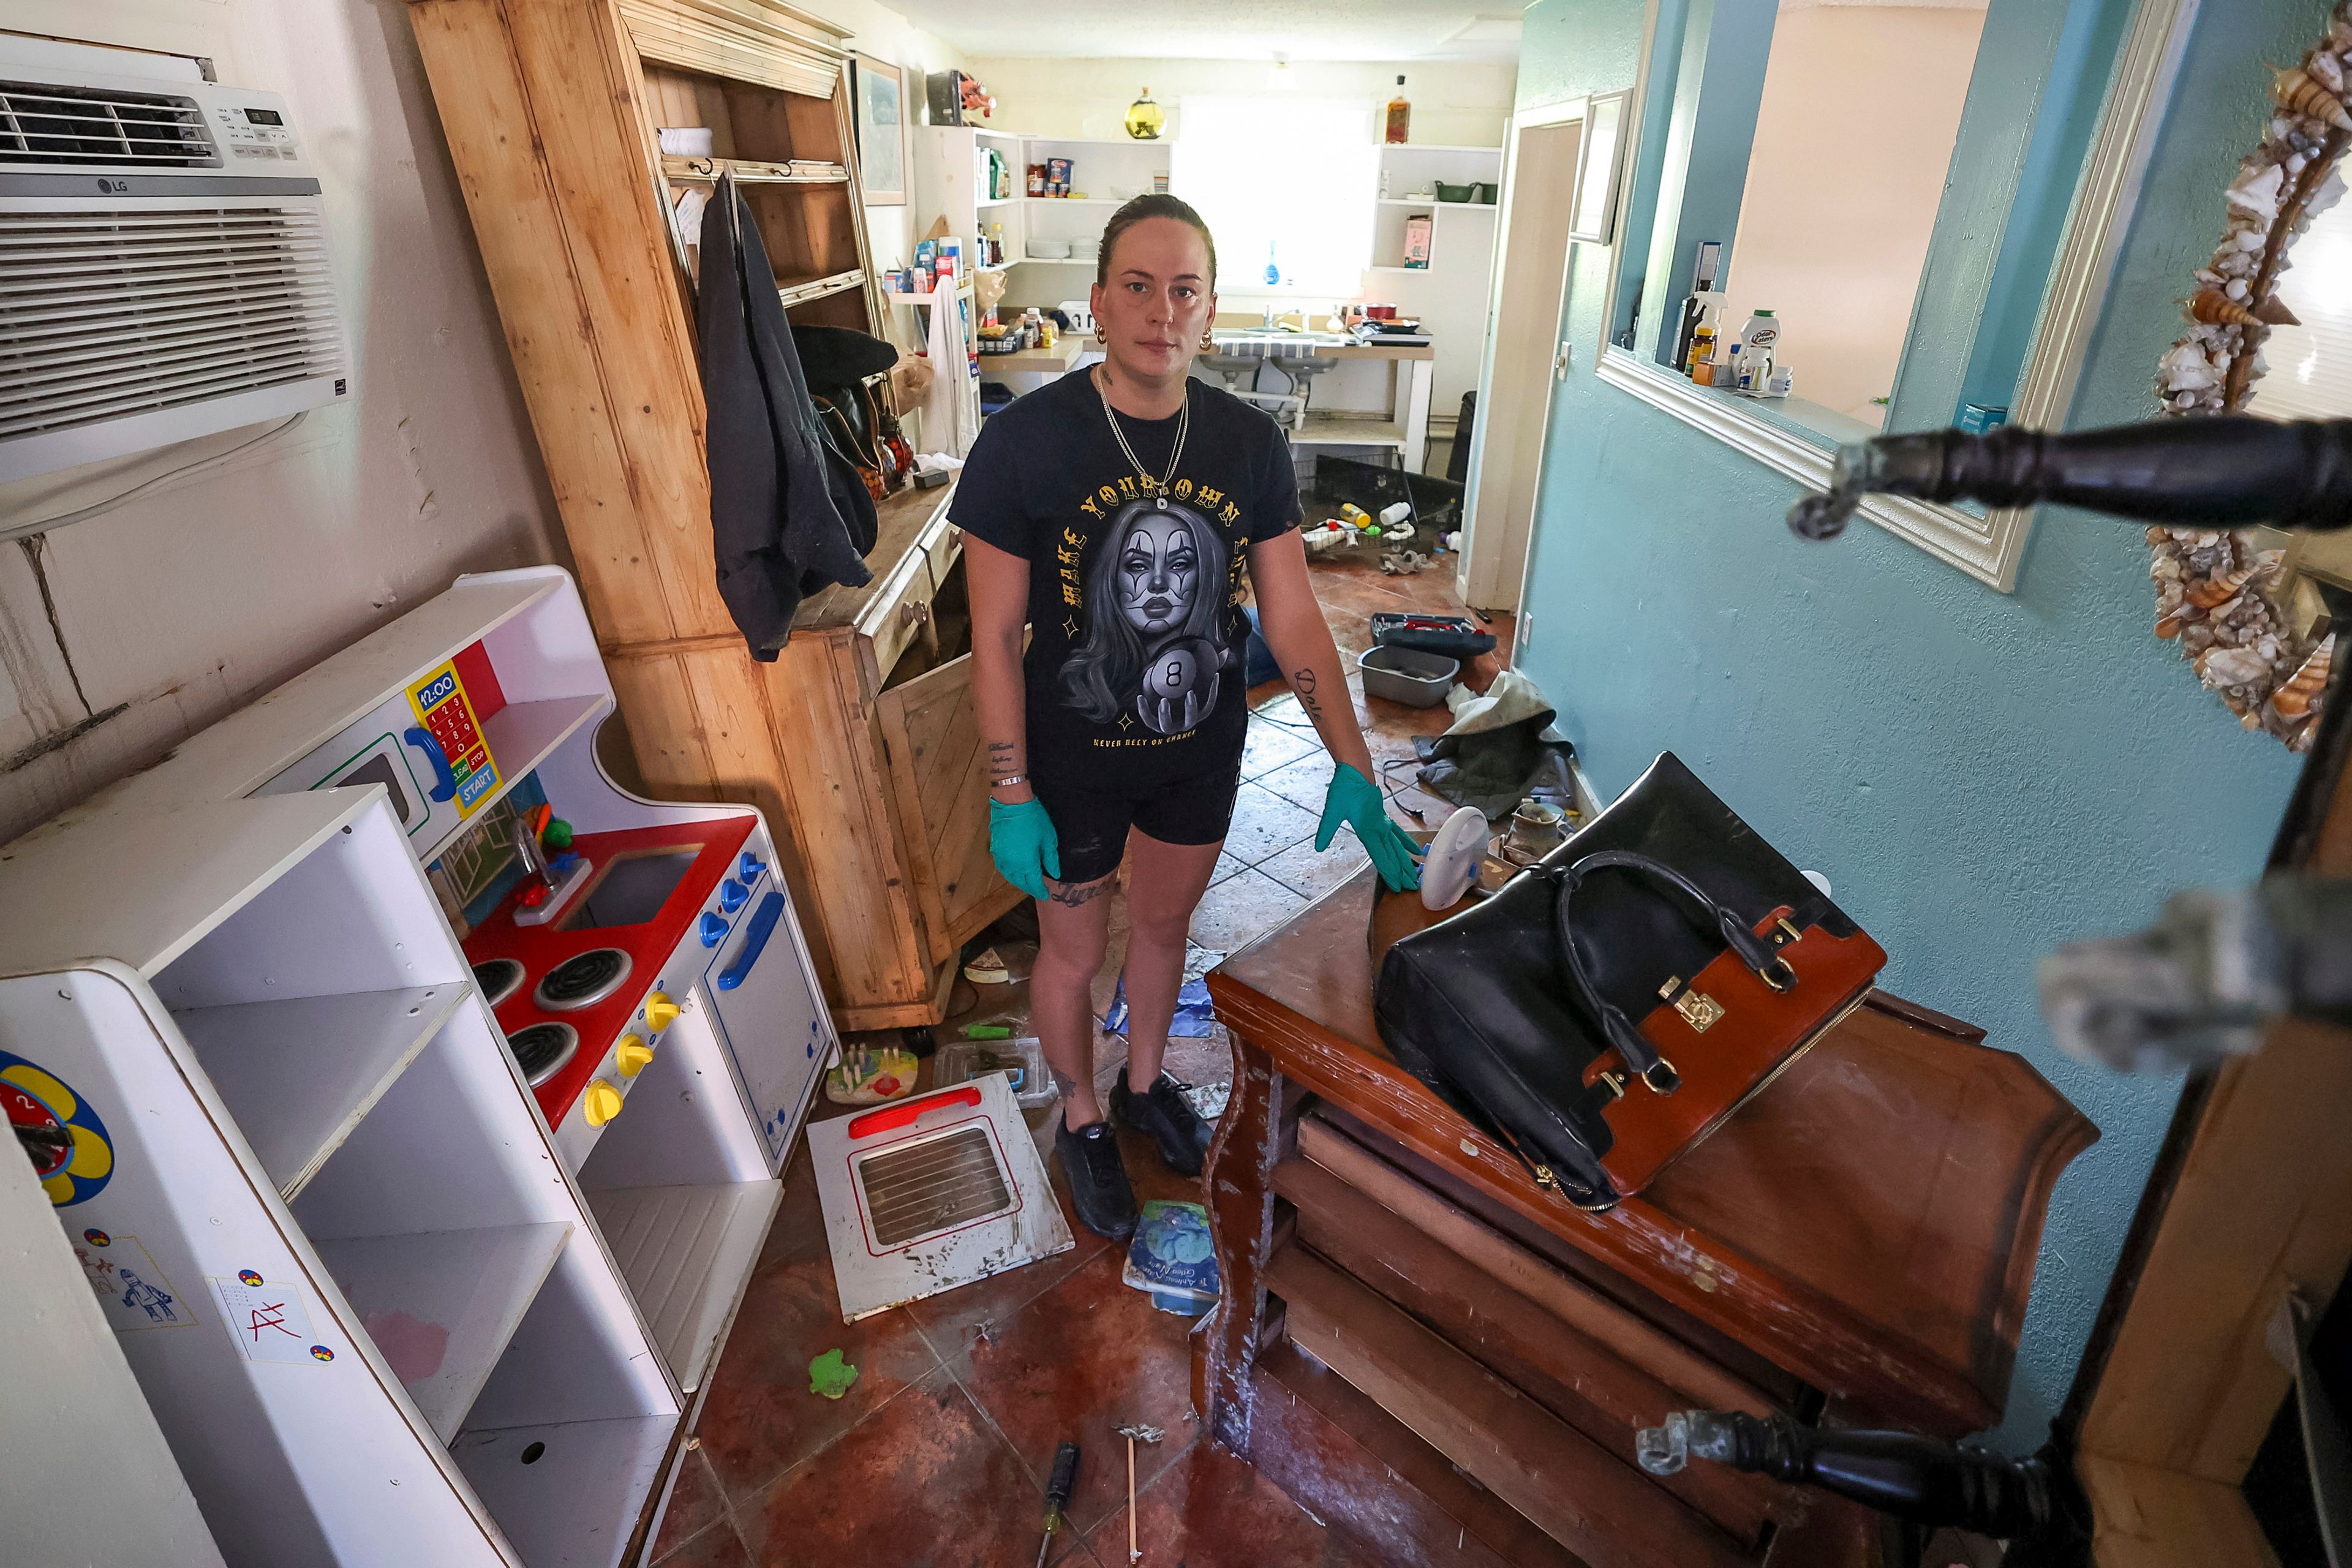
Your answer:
[857,543,938,685]
[921,514,962,592]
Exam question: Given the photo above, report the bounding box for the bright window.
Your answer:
[1171,97,1378,296]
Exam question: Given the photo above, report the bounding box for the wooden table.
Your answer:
[1196,867,2095,1566]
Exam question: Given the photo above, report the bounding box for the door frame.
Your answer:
[1458,97,1590,612]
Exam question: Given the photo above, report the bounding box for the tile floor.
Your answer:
[650,553,1513,1568]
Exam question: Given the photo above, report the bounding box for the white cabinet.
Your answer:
[0,567,838,1566]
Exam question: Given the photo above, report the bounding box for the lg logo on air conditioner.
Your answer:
[94,178,129,193]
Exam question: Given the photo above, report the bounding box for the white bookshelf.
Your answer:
[312,1221,572,1442]
[173,984,471,1200]
[1365,141,1504,418]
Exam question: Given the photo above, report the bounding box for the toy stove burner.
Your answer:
[534,947,632,1013]
[506,1022,578,1088]
[472,957,525,1008]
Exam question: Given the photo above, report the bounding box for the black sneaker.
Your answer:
[1110,1068,1213,1178]
[1054,1116,1139,1240]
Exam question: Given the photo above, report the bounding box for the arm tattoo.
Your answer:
[988,739,1017,771]
[1294,667,1325,722]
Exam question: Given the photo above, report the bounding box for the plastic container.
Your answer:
[1434,181,1475,203]
[934,1038,1054,1108]
[1360,644,1459,707]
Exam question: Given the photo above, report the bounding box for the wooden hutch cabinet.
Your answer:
[407,0,1015,1030]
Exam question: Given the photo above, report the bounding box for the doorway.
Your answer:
[1458,110,1582,612]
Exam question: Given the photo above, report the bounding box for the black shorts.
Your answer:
[1033,760,1245,886]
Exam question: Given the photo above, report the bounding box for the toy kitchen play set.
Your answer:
[0,567,835,1567]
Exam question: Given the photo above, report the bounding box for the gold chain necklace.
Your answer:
[1094,365,1188,510]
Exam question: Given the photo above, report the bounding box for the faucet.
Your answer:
[1262,305,1278,330]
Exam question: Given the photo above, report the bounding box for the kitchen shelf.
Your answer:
[1016,255,1095,265]
[452,1415,674,1568]
[1023,197,1122,207]
[586,1182,781,1393]
[1366,265,1435,275]
[1291,414,1411,450]
[1380,143,1505,156]
[1377,198,1497,211]
[776,268,868,309]
[660,154,847,185]
[883,282,974,305]
[175,982,472,1200]
[419,692,607,865]
[977,195,1019,209]
[314,1222,571,1443]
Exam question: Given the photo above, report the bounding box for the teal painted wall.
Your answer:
[1513,0,2325,1448]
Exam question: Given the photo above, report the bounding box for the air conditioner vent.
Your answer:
[0,206,344,442]
[0,80,216,168]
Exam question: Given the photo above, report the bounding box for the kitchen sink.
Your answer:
[1209,330,1355,359]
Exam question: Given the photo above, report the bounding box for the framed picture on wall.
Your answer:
[1569,89,1632,243]
[850,53,908,206]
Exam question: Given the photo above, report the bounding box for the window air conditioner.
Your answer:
[0,35,349,485]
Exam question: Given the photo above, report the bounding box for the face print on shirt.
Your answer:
[1058,497,1234,736]
[1116,511,1200,636]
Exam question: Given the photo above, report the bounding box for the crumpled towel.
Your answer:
[1412,668,1577,820]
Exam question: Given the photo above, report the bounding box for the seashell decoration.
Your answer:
[2189,288,2263,326]
[2271,633,2337,720]
[2274,66,2352,132]
[2149,6,2352,752]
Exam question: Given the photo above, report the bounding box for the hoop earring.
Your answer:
[1094,323,1109,344]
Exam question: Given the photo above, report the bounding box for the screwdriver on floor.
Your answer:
[1033,1439,1080,1567]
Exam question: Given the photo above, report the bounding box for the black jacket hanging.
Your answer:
[697,175,876,659]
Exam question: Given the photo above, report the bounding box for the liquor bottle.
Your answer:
[1385,77,1411,145]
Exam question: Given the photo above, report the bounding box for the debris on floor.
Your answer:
[1121,1200,1219,1315]
[934,1036,1055,1107]
[1100,973,1218,1038]
[807,1349,859,1400]
[823,1038,919,1103]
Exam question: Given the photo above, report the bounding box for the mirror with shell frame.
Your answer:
[2150,4,2352,751]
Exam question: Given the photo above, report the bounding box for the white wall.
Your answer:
[814,0,971,356]
[0,1,564,846]
[963,56,1515,433]
[967,57,1515,148]
[1721,3,1986,421]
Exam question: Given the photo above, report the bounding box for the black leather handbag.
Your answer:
[1373,753,1883,1210]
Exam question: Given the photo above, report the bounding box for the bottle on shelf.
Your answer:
[1385,77,1411,145]
[1126,88,1165,141]
[1264,241,1280,287]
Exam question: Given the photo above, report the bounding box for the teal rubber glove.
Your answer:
[1317,763,1423,892]
[989,796,1061,901]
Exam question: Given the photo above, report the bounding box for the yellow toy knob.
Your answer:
[582,1079,624,1127]
[643,992,680,1032]
[615,1035,654,1077]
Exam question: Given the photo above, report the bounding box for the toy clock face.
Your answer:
[2,1052,113,1207]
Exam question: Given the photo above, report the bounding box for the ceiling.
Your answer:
[887,0,1525,63]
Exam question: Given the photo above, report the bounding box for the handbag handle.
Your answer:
[1547,850,1796,1096]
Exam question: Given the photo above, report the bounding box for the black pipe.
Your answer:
[1789,415,2352,540]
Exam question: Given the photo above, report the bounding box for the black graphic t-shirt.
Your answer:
[952,372,1302,786]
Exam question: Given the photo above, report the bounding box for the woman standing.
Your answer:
[954,196,1423,1239]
